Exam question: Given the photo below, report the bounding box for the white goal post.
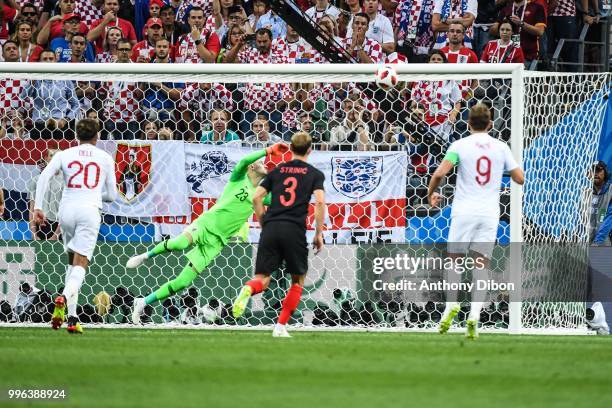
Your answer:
[0,63,608,335]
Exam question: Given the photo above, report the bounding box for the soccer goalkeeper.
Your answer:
[127,143,289,324]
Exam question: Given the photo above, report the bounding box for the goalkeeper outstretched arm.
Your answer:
[230,144,289,182]
[230,149,268,182]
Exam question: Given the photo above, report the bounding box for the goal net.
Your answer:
[0,64,608,334]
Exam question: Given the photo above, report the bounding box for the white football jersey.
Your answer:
[446,132,519,218]
[35,143,117,211]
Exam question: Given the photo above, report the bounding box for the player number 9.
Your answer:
[475,156,491,186]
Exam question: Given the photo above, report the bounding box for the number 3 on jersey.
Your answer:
[475,156,491,186]
[280,177,297,206]
[67,161,101,189]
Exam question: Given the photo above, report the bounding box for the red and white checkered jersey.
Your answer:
[95,51,116,63]
[0,79,28,118]
[238,45,290,111]
[180,83,233,119]
[102,80,140,121]
[281,87,321,130]
[411,80,462,124]
[16,0,44,11]
[440,46,477,98]
[338,37,383,63]
[550,0,575,16]
[76,0,103,27]
[175,31,219,63]
[385,52,409,64]
[131,40,155,62]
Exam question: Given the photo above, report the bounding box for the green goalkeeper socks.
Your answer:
[147,234,191,258]
[145,264,198,305]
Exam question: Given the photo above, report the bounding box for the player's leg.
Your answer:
[232,226,281,318]
[465,219,497,339]
[273,274,305,338]
[52,209,75,330]
[126,231,194,268]
[51,251,73,330]
[65,253,89,334]
[439,216,473,334]
[132,231,223,324]
[273,223,308,338]
[61,211,100,334]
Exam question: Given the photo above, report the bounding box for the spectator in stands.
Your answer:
[226,28,288,134]
[200,108,241,144]
[217,23,244,62]
[440,22,478,101]
[96,25,123,62]
[21,50,79,139]
[329,94,372,151]
[490,0,545,69]
[88,0,138,50]
[298,111,313,133]
[37,0,88,45]
[306,0,341,22]
[19,3,40,31]
[0,41,27,140]
[410,49,461,143]
[243,116,282,147]
[160,4,187,45]
[0,110,26,139]
[149,0,164,18]
[472,0,498,58]
[340,13,384,63]
[141,61,184,126]
[0,2,18,43]
[223,5,253,42]
[432,0,477,49]
[277,24,309,63]
[28,149,63,240]
[11,20,43,62]
[167,0,198,24]
[590,161,612,245]
[254,0,286,39]
[67,33,95,62]
[248,0,268,32]
[101,39,142,140]
[346,0,395,54]
[395,0,436,61]
[141,119,173,140]
[132,17,164,62]
[152,36,172,63]
[1,39,19,63]
[50,15,96,62]
[210,0,236,39]
[175,6,220,63]
[480,19,525,63]
[547,0,577,71]
[0,188,3,218]
[181,82,234,140]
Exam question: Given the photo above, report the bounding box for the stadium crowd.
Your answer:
[0,0,607,170]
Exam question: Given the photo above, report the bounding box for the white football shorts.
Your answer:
[58,205,101,260]
[447,215,498,258]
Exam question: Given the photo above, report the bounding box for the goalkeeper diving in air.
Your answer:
[127,143,290,324]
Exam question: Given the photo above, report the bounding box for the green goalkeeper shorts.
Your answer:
[183,221,225,273]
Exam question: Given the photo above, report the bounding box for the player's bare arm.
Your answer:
[428,159,454,207]
[253,185,268,227]
[510,168,525,185]
[313,189,326,254]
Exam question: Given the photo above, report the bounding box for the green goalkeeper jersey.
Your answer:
[194,149,267,244]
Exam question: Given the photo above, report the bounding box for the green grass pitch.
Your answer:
[1,328,611,408]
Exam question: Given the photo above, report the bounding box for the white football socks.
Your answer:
[63,266,86,317]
